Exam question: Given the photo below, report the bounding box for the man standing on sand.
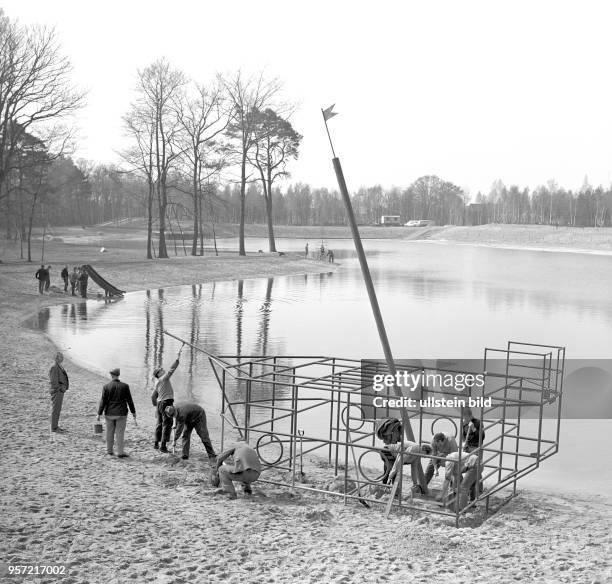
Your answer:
[165,403,217,462]
[61,266,69,292]
[35,265,47,294]
[305,242,309,258]
[97,368,136,458]
[49,352,69,432]
[213,441,262,500]
[151,346,183,452]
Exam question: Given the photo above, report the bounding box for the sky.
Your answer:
[4,0,612,198]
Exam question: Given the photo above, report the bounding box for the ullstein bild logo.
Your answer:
[370,371,489,409]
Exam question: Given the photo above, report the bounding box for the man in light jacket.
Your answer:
[151,346,182,452]
[425,432,458,484]
[214,441,262,500]
[97,368,136,458]
[49,352,69,432]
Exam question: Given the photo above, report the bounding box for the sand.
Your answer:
[0,231,611,584]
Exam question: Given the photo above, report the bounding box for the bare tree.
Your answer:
[220,71,282,255]
[130,58,185,258]
[0,10,84,208]
[250,108,301,252]
[176,81,228,255]
[122,105,156,258]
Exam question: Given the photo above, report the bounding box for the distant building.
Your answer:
[380,215,401,226]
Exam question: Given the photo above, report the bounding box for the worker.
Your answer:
[213,441,262,500]
[425,432,458,484]
[165,403,217,463]
[461,407,485,452]
[438,450,482,510]
[375,417,431,492]
[151,347,182,452]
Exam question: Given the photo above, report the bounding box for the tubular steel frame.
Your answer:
[167,330,564,525]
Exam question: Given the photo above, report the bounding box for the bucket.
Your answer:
[93,422,103,434]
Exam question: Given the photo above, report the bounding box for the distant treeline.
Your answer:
[5,159,611,239]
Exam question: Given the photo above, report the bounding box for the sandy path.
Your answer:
[1,240,611,583]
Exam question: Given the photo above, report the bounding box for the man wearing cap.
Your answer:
[164,403,216,463]
[49,352,69,432]
[151,347,182,452]
[97,368,136,458]
[213,441,262,500]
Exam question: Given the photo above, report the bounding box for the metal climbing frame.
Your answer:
[208,340,565,524]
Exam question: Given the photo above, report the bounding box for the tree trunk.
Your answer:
[239,156,246,256]
[146,179,153,259]
[191,166,199,256]
[158,181,168,258]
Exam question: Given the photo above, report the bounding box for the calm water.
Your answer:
[35,239,612,496]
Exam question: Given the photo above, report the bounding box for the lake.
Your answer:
[34,238,612,498]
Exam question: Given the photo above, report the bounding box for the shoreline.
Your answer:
[1,241,611,583]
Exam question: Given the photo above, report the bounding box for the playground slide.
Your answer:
[82,265,125,297]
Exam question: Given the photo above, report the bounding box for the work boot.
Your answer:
[159,444,169,453]
[154,442,159,450]
[243,485,253,495]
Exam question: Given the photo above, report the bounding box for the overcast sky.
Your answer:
[4,0,612,197]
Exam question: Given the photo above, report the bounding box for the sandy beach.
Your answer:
[1,231,611,584]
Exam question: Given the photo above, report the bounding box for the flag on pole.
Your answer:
[322,104,338,122]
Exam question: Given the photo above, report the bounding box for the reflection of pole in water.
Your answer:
[187,284,203,396]
[144,290,152,383]
[257,278,274,355]
[236,280,244,358]
[153,289,165,370]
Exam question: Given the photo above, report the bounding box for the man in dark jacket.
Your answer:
[35,265,47,294]
[165,403,216,463]
[61,266,69,292]
[97,368,136,457]
[79,266,89,298]
[49,352,69,432]
[461,407,485,452]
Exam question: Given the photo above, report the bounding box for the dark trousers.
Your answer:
[182,414,216,459]
[425,459,442,484]
[51,391,64,430]
[155,399,174,444]
[380,449,396,484]
[44,278,50,291]
[38,280,44,294]
[62,276,69,291]
[70,281,76,296]
[80,282,88,298]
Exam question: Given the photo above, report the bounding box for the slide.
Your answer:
[82,265,125,297]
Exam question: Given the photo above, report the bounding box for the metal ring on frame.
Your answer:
[431,416,458,439]
[340,404,365,431]
[357,449,387,483]
[255,432,284,466]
